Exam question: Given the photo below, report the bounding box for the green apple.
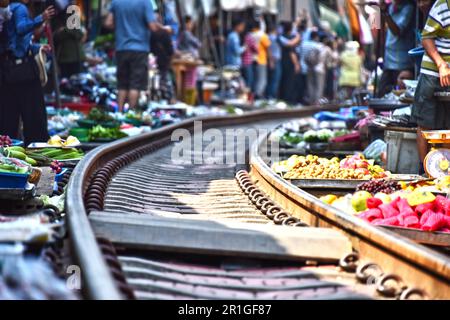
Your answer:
[351,191,372,212]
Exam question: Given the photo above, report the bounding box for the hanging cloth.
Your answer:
[345,0,361,41]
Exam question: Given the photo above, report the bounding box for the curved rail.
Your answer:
[66,106,339,299]
[249,134,450,299]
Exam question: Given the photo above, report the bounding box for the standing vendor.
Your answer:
[1,1,55,145]
[0,0,10,136]
[377,0,416,98]
[413,0,450,172]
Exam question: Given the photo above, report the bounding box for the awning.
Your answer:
[220,0,278,14]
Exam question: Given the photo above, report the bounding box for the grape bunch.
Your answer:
[356,180,401,195]
[0,135,12,147]
[50,160,63,174]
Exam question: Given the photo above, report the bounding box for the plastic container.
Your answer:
[0,171,30,189]
[385,130,420,174]
[69,128,90,142]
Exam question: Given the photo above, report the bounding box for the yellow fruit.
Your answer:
[407,191,436,207]
[320,195,338,205]
[64,136,80,146]
[48,135,62,146]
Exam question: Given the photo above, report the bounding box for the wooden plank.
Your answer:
[89,211,352,262]
[35,167,56,196]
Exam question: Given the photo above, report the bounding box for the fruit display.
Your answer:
[358,193,450,233]
[273,154,389,180]
[356,180,402,195]
[0,135,13,147]
[88,125,128,141]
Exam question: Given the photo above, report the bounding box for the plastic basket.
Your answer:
[0,171,30,189]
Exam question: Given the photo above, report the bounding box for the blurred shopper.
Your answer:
[0,1,55,144]
[279,22,300,104]
[377,0,416,98]
[241,27,257,94]
[53,7,85,79]
[323,37,340,101]
[302,31,323,105]
[162,0,179,48]
[225,20,245,68]
[105,0,162,111]
[412,0,450,169]
[251,22,271,99]
[178,16,201,105]
[151,12,175,103]
[266,24,282,100]
[338,41,363,100]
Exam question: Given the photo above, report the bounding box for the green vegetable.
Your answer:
[89,126,128,141]
[40,193,65,213]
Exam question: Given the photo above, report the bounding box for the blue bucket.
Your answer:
[409,47,425,70]
[0,171,29,189]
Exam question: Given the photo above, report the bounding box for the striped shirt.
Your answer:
[421,0,450,77]
[242,34,257,66]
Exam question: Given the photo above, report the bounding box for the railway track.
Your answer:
[66,106,450,300]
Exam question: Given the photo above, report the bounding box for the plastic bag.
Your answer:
[364,140,387,164]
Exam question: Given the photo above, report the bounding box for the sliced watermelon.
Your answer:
[359,209,383,222]
[379,204,399,219]
[415,202,435,216]
[420,209,435,226]
[421,213,447,232]
[367,198,383,210]
[373,216,400,227]
[403,215,420,229]
[397,198,415,216]
[434,196,448,213]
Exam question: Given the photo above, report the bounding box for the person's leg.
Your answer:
[306,70,314,104]
[266,66,275,99]
[1,83,21,139]
[411,74,440,170]
[317,72,326,102]
[128,52,149,109]
[273,60,282,100]
[20,77,49,144]
[116,51,131,111]
[118,90,128,111]
[377,70,398,98]
[255,64,267,99]
[128,90,140,109]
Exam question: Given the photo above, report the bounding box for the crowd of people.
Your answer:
[225,13,365,105]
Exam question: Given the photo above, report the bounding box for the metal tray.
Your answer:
[288,174,426,190]
[382,226,450,247]
[289,179,367,190]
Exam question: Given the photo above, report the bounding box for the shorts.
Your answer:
[412,73,450,129]
[116,51,149,91]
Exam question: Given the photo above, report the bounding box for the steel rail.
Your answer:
[66,105,338,299]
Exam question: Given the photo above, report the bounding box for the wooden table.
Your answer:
[171,59,203,101]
